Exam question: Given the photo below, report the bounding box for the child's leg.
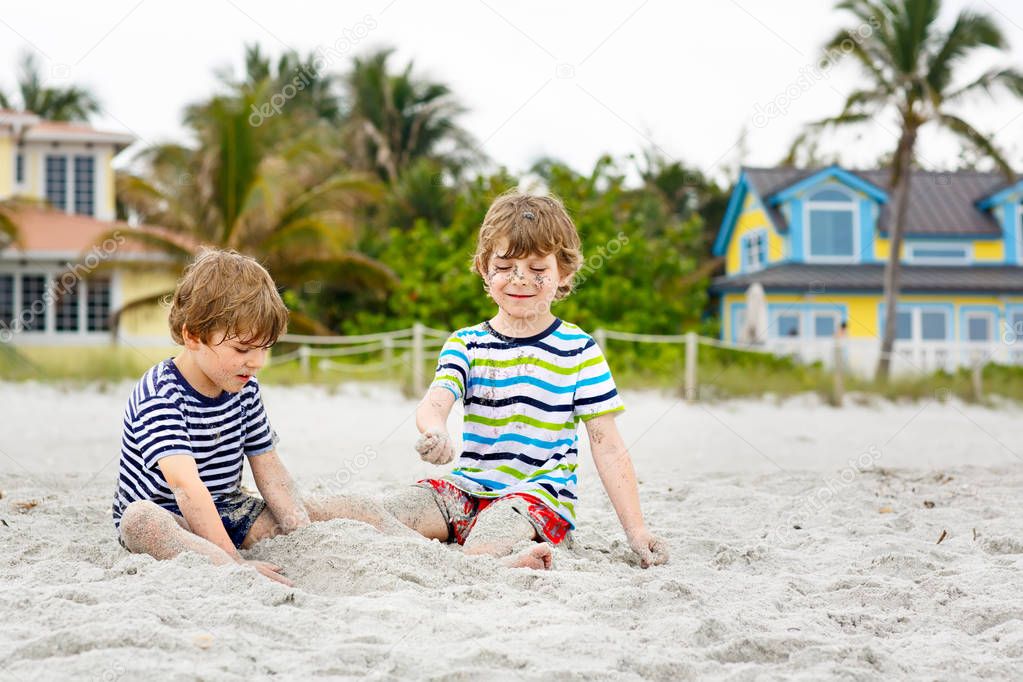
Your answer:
[379,486,450,541]
[119,500,234,565]
[463,503,553,570]
[303,494,423,539]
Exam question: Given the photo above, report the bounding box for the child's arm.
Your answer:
[158,455,291,584]
[414,387,457,464]
[249,450,311,533]
[584,414,669,568]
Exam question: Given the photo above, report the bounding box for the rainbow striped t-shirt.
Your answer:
[431,318,624,527]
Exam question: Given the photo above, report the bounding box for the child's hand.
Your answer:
[627,529,669,568]
[415,427,455,464]
[241,559,294,586]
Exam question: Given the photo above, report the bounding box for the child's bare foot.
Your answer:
[504,543,553,570]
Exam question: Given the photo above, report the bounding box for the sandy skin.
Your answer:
[380,484,556,570]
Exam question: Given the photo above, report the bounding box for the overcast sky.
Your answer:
[3,0,1022,182]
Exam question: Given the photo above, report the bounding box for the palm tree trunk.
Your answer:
[876,125,918,381]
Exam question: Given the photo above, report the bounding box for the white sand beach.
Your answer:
[2,382,1022,680]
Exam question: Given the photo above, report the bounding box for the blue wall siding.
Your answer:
[789,199,804,262]
[999,203,1020,265]
[859,198,876,263]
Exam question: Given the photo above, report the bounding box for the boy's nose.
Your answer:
[247,349,268,370]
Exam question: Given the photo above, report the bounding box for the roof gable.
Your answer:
[765,165,888,204]
[739,166,1006,237]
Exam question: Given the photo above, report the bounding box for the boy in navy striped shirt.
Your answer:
[114,249,410,585]
[382,192,669,570]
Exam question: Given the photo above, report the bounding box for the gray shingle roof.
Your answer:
[712,263,1023,294]
[743,166,1010,237]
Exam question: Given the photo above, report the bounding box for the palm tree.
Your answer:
[0,202,20,250]
[0,51,100,121]
[343,48,481,185]
[109,83,394,335]
[219,43,344,125]
[791,0,1023,380]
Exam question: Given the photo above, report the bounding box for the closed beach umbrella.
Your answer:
[740,282,768,345]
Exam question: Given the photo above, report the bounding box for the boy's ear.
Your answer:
[181,325,201,350]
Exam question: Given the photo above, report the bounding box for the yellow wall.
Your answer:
[0,135,11,196]
[875,237,1004,263]
[724,291,1023,340]
[725,194,785,275]
[100,147,116,217]
[974,240,1005,262]
[26,146,41,197]
[874,238,897,260]
[9,144,118,210]
[118,269,178,340]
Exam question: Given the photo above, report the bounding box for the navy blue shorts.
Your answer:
[118,491,267,551]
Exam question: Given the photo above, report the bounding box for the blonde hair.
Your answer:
[471,191,583,299]
[168,249,288,347]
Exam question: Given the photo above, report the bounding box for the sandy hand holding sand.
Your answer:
[627,529,670,568]
[415,428,455,464]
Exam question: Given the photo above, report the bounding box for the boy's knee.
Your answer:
[119,501,169,549]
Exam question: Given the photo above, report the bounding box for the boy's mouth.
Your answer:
[507,293,534,299]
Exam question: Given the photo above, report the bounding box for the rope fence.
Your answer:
[270,323,994,403]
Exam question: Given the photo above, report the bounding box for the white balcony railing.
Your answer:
[766,337,1023,376]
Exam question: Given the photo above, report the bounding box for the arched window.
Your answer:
[806,186,856,260]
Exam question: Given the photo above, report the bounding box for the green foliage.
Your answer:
[0,51,100,121]
[331,157,711,337]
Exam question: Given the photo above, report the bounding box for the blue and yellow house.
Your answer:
[0,110,176,353]
[711,165,1023,373]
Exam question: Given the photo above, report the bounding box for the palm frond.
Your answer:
[937,114,1015,180]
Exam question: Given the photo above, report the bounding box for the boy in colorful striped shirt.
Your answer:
[382,192,669,570]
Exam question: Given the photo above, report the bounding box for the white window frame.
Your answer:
[771,310,802,338]
[804,185,859,264]
[964,310,995,343]
[741,229,767,272]
[39,148,101,218]
[811,310,840,338]
[0,264,121,343]
[889,306,951,343]
[906,241,971,265]
[1006,308,1023,342]
[13,148,26,190]
[732,306,747,343]
[72,154,96,217]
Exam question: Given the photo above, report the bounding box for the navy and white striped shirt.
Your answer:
[112,359,278,529]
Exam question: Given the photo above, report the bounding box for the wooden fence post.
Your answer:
[412,323,425,396]
[831,337,845,407]
[972,361,984,402]
[684,331,698,401]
